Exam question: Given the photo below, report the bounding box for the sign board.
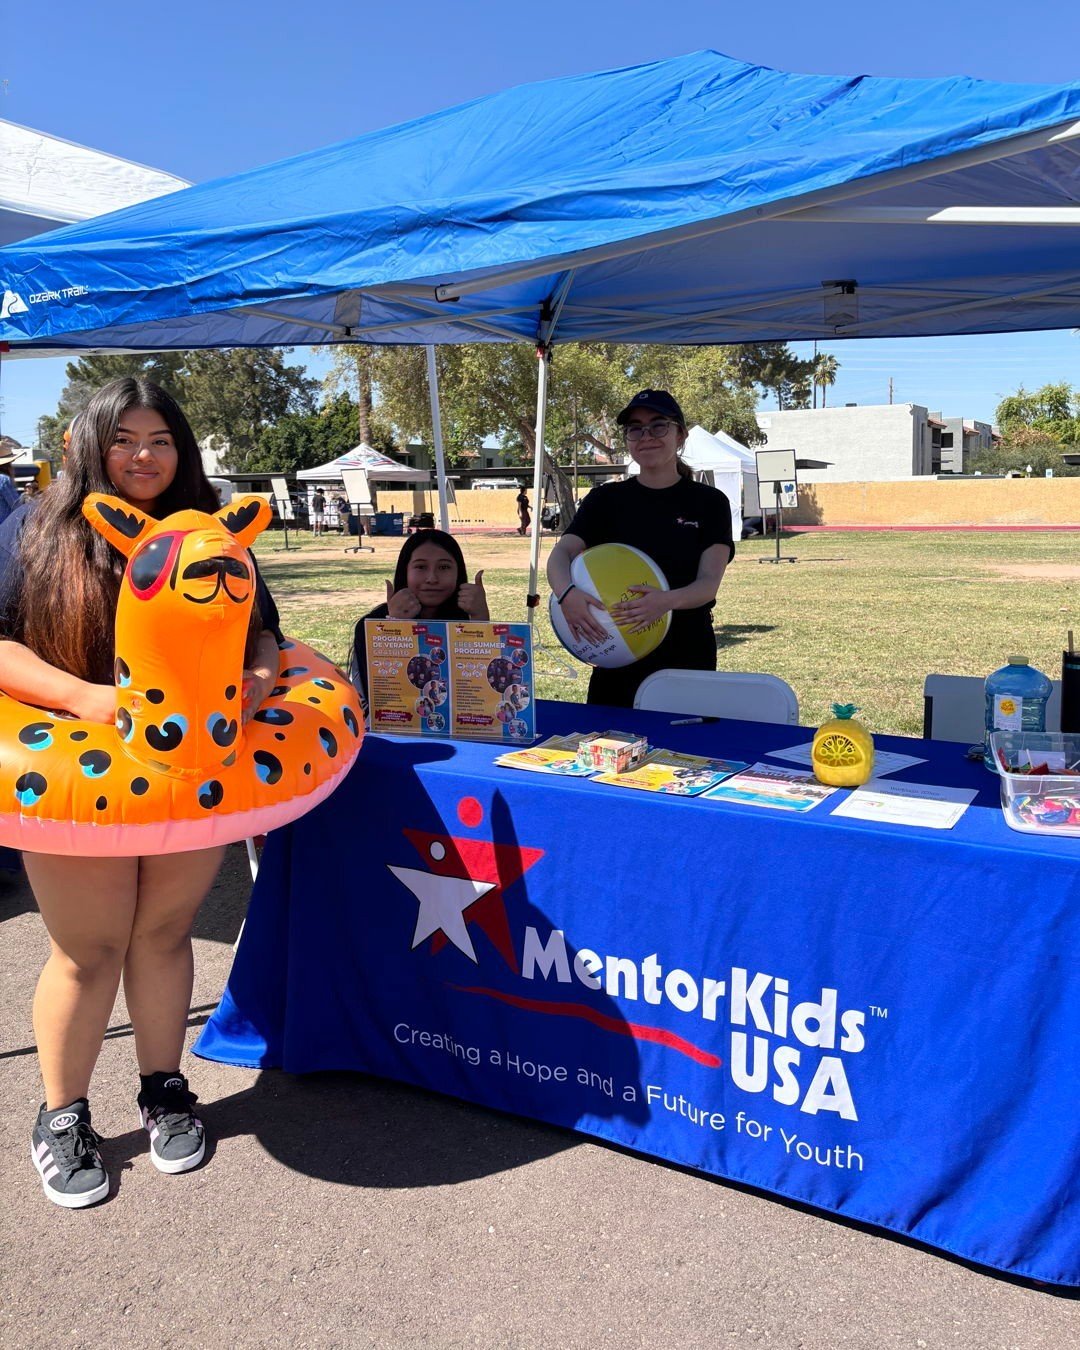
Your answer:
[269,475,294,520]
[364,619,535,742]
[340,467,374,514]
[755,448,798,510]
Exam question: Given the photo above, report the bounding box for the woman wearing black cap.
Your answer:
[547,390,734,708]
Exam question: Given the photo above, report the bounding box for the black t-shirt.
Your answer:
[0,500,283,648]
[563,476,735,708]
[565,476,734,601]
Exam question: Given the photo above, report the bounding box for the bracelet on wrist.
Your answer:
[556,583,577,604]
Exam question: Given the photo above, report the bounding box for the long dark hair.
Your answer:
[392,529,469,617]
[18,378,225,682]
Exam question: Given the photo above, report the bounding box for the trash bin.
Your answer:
[372,511,404,536]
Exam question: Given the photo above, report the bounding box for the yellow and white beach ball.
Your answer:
[549,543,670,668]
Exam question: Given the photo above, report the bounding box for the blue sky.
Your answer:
[2,0,1078,445]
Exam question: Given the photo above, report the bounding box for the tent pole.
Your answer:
[425,344,450,531]
[526,344,551,624]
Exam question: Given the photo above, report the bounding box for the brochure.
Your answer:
[364,619,451,735]
[495,736,597,777]
[702,762,838,812]
[830,779,977,830]
[592,749,748,796]
[448,621,535,742]
[365,619,535,742]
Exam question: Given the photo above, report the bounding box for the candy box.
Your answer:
[990,731,1080,837]
[575,730,649,775]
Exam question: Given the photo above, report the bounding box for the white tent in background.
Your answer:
[0,119,188,246]
[295,443,430,485]
[627,424,751,539]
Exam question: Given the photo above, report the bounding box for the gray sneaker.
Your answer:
[138,1072,206,1174]
[31,1099,109,1209]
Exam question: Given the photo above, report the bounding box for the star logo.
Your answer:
[388,797,543,971]
[388,862,495,963]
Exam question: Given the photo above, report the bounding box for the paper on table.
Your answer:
[830,778,978,830]
[767,742,926,777]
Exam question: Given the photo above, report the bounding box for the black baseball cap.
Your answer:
[616,389,686,427]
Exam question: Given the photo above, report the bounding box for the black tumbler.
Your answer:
[1061,650,1080,734]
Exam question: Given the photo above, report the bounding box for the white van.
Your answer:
[208,478,234,505]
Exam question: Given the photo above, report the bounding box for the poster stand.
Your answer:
[754,449,798,565]
[270,475,295,552]
[340,468,374,554]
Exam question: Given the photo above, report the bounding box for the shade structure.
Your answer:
[0,118,187,249]
[295,443,429,483]
[2,51,1080,353]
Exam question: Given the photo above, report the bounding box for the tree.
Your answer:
[37,352,187,463]
[995,382,1080,447]
[735,343,815,410]
[180,349,318,470]
[970,426,1080,478]
[813,353,839,408]
[315,345,379,446]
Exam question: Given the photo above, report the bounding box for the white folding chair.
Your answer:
[633,669,799,724]
[922,673,1061,743]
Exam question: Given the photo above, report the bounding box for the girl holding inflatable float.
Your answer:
[0,379,283,1209]
[547,390,735,708]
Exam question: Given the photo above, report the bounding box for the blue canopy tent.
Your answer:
[3,49,1080,602]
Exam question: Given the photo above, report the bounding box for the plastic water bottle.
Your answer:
[983,656,1052,768]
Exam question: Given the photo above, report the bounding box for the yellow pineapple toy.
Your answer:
[811,703,875,787]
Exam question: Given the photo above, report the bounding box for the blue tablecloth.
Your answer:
[196,702,1080,1286]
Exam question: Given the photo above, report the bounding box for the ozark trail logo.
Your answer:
[1,290,28,320]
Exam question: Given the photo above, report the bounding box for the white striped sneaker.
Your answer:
[31,1099,109,1209]
[137,1073,205,1174]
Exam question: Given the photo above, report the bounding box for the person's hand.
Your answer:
[70,681,117,725]
[241,668,277,724]
[559,587,609,645]
[609,585,672,635]
[385,580,421,620]
[458,570,488,618]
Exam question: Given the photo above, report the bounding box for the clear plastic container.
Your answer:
[983,656,1052,769]
[989,730,1080,836]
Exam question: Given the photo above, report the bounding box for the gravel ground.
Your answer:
[1,847,1076,1350]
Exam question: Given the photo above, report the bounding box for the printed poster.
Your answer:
[448,622,535,742]
[364,619,451,735]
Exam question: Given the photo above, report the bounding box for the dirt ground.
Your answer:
[2,847,1077,1349]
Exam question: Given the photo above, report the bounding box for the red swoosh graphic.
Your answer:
[451,984,722,1068]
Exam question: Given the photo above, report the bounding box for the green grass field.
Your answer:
[254,527,1079,737]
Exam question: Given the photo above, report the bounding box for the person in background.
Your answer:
[516,486,531,536]
[0,448,22,525]
[0,378,283,1209]
[350,529,488,708]
[546,389,734,708]
[334,494,349,534]
[311,488,327,537]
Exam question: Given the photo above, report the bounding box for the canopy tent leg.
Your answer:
[425,344,451,532]
[526,344,550,623]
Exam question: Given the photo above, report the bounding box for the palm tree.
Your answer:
[813,353,839,408]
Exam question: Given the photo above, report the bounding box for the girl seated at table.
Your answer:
[350,529,488,708]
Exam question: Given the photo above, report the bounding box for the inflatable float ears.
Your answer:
[82,493,273,555]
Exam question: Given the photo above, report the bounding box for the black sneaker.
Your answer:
[138,1072,205,1174]
[31,1099,109,1209]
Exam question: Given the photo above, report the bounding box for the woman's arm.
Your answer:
[0,638,116,723]
[609,544,729,635]
[546,532,609,645]
[241,629,281,724]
